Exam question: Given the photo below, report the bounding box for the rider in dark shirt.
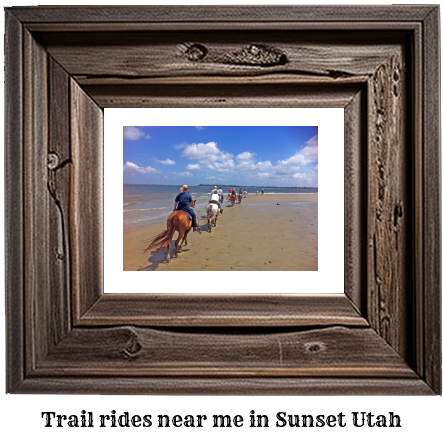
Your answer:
[174,185,200,231]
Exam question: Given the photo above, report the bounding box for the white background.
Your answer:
[1,1,442,437]
[105,108,344,293]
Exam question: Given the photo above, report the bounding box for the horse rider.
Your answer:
[218,186,224,204]
[231,187,237,200]
[173,184,200,231]
[262,188,265,195]
[209,188,223,213]
[238,187,243,197]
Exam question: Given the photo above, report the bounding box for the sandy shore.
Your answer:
[123,193,318,271]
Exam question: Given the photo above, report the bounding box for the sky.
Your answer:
[123,126,318,187]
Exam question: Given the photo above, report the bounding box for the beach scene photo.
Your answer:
[123,125,318,272]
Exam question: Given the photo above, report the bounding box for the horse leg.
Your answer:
[175,229,184,255]
[183,220,191,246]
[166,239,171,263]
[165,217,173,262]
[183,228,191,246]
[207,206,212,232]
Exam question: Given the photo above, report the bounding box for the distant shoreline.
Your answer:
[198,184,318,189]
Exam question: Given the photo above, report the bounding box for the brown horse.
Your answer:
[238,192,242,203]
[143,200,196,263]
[230,193,236,206]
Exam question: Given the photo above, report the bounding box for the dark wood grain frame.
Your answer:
[5,6,441,395]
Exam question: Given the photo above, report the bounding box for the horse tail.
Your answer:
[143,215,179,254]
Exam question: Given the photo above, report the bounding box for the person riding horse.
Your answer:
[230,188,237,206]
[209,188,223,213]
[174,184,200,231]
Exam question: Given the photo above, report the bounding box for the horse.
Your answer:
[143,200,196,263]
[206,202,220,232]
[238,192,242,204]
[230,193,236,206]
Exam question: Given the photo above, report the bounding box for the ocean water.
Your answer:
[123,184,317,226]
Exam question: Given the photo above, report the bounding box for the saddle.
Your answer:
[209,200,219,205]
[176,209,193,221]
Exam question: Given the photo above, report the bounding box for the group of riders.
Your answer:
[173,185,249,232]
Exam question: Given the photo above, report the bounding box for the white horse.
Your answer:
[206,203,220,232]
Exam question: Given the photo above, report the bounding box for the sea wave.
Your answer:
[123,212,170,223]
[123,206,169,213]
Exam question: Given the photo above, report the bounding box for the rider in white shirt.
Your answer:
[218,186,224,203]
[209,188,223,212]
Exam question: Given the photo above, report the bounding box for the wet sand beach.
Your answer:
[123,193,318,271]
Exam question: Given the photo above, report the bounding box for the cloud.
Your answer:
[174,143,187,150]
[158,158,175,165]
[256,161,273,171]
[236,151,272,171]
[236,151,256,170]
[237,151,256,162]
[246,135,318,186]
[182,141,219,160]
[187,163,200,170]
[257,172,272,179]
[182,142,235,173]
[173,171,193,178]
[123,126,150,141]
[123,161,160,174]
[195,126,205,131]
[272,137,318,175]
[305,135,318,147]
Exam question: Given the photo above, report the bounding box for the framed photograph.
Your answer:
[105,107,343,296]
[5,5,440,394]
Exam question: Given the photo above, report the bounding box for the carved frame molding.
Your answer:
[5,6,441,394]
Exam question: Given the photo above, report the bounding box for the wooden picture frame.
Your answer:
[5,5,441,394]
